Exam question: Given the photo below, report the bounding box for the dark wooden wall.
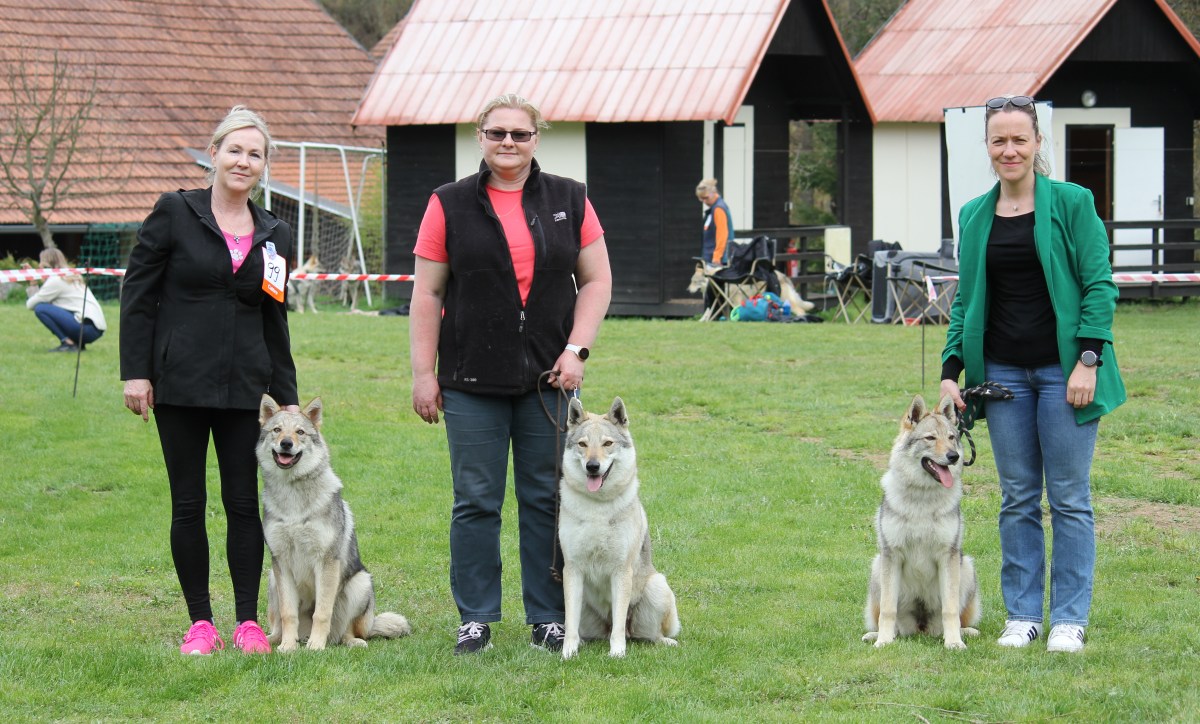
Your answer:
[586,122,703,314]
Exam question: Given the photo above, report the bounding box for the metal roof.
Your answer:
[353,0,795,127]
[855,0,1200,123]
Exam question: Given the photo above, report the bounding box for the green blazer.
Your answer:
[942,174,1126,426]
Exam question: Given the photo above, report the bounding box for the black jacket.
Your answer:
[434,159,585,395]
[119,188,298,409]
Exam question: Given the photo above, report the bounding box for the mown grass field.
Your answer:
[1,297,1197,722]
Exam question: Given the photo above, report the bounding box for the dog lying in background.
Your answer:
[687,263,815,316]
[257,395,411,651]
[558,397,680,659]
[863,394,981,650]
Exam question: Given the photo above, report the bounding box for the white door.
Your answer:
[722,106,754,231]
[1112,127,1163,270]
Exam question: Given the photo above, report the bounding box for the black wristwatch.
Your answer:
[565,343,589,361]
[1080,350,1099,367]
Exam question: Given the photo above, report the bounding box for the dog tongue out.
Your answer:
[928,461,954,488]
[587,475,604,493]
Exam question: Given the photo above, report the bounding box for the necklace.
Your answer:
[233,234,242,245]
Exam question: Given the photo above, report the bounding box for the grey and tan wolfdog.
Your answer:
[257,395,411,651]
[862,394,981,650]
[558,396,680,659]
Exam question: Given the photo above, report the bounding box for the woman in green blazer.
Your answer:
[940,96,1125,655]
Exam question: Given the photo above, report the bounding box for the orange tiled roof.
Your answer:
[353,0,793,127]
[856,0,1200,123]
[0,0,382,226]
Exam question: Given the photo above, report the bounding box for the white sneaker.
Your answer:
[997,620,1041,648]
[1046,624,1086,653]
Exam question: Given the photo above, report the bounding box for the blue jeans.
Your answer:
[34,303,103,346]
[442,387,567,625]
[984,360,1099,628]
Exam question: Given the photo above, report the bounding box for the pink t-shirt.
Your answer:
[414,189,604,305]
[222,229,252,273]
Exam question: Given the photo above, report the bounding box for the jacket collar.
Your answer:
[475,157,543,199]
[179,186,280,244]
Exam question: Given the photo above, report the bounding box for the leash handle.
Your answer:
[956,381,1014,467]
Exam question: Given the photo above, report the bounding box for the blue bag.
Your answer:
[731,292,784,322]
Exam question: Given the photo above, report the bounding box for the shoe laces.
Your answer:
[537,622,564,640]
[1001,621,1038,638]
[458,622,487,643]
[234,621,271,652]
[183,620,224,651]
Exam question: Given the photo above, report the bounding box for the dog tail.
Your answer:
[369,611,412,639]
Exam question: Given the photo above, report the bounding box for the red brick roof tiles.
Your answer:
[0,0,381,225]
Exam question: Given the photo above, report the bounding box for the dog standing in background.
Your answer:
[558,396,680,659]
[257,395,411,651]
[287,255,321,314]
[863,394,981,650]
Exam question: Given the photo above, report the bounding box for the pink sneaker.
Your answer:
[180,620,224,655]
[233,620,271,654]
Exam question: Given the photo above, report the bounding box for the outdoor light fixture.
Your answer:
[1081,90,1097,107]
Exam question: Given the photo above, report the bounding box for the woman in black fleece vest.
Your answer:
[409,94,612,654]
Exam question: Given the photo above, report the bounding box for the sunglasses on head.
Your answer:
[986,95,1035,110]
[482,128,537,142]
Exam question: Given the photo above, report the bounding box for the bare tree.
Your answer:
[0,49,110,249]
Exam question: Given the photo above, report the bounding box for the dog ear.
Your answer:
[259,394,280,426]
[903,395,926,430]
[567,397,585,428]
[935,394,957,421]
[303,397,323,428]
[607,396,628,427]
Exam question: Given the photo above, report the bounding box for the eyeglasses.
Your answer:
[482,128,537,143]
[986,96,1034,110]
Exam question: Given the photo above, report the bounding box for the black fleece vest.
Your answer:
[434,160,585,395]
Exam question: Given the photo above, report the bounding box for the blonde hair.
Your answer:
[696,178,719,195]
[206,105,274,185]
[39,247,81,285]
[476,93,549,132]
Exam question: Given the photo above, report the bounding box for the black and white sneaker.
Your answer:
[531,622,565,651]
[1046,624,1086,653]
[996,620,1041,648]
[454,622,492,655]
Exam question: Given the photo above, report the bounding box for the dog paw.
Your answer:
[661,637,679,647]
[346,637,368,648]
[608,645,627,658]
[306,638,328,651]
[861,632,879,643]
[561,640,580,660]
[278,639,299,653]
[962,627,981,637]
[873,636,895,648]
[944,639,967,651]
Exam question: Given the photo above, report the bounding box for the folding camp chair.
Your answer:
[825,254,872,323]
[696,236,780,321]
[887,257,959,325]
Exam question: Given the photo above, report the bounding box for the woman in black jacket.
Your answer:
[120,106,299,655]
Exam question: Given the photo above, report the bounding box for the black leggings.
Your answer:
[154,405,263,624]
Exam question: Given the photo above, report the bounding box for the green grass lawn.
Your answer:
[1,298,1197,722]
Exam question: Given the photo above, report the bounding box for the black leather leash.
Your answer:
[537,369,575,584]
[956,381,1014,466]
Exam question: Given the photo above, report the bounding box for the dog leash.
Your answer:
[955,381,1014,466]
[536,369,575,584]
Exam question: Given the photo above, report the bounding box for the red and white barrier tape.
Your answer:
[0,267,125,282]
[292,273,414,282]
[0,268,414,283]
[1111,273,1200,283]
